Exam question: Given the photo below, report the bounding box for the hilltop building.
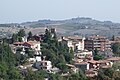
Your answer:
[62,36,85,51]
[13,41,41,55]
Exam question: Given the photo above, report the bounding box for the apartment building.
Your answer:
[85,35,111,51]
[13,41,41,55]
[35,60,52,70]
[62,36,85,51]
[75,50,93,62]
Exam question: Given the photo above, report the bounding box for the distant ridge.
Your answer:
[0,17,120,37]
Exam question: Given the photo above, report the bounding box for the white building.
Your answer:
[23,41,41,51]
[35,60,52,70]
[75,50,93,59]
[62,36,85,51]
[28,56,42,62]
[13,41,41,55]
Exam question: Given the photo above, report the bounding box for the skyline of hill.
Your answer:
[0,17,120,37]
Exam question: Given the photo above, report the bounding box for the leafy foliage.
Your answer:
[18,29,26,37]
[96,68,120,80]
[93,49,105,60]
[0,42,23,80]
[11,29,26,43]
[41,29,74,67]
[27,31,33,41]
[112,43,120,56]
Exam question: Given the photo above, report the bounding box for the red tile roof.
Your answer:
[14,41,40,46]
[107,57,120,61]
[89,35,106,39]
[74,62,88,65]
[97,60,110,64]
[14,42,24,45]
[88,60,98,64]
[67,36,83,40]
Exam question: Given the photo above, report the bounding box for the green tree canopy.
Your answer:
[112,43,120,56]
[18,29,26,37]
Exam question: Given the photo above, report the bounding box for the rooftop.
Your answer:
[14,41,40,46]
[74,62,88,65]
[61,36,85,41]
[24,41,40,46]
[97,60,110,64]
[107,57,120,61]
[14,42,24,45]
[88,60,98,64]
[89,35,106,39]
[88,60,110,64]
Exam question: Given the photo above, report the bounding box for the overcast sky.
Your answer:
[0,0,120,23]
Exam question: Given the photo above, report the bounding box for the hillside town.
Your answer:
[1,27,120,80]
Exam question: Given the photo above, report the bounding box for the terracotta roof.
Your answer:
[67,36,84,40]
[88,60,98,64]
[14,42,24,45]
[14,41,40,46]
[89,35,106,39]
[66,64,75,68]
[97,60,110,64]
[85,70,98,77]
[86,70,97,74]
[100,65,112,69]
[24,42,34,46]
[40,60,51,63]
[74,62,88,65]
[89,60,111,64]
[107,57,120,61]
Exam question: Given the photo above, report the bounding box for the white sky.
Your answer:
[0,0,120,23]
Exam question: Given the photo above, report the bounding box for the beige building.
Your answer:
[35,60,52,70]
[75,50,93,62]
[85,35,111,51]
[62,36,85,51]
[13,41,41,55]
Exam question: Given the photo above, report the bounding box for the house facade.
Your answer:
[13,41,41,55]
[35,60,52,70]
[85,35,111,51]
[75,50,93,62]
[62,36,85,51]
[74,62,90,71]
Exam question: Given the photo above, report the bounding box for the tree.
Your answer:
[93,48,99,55]
[11,33,18,43]
[49,73,63,80]
[25,48,34,58]
[16,53,27,65]
[57,63,68,73]
[44,29,52,43]
[0,42,24,80]
[0,43,17,66]
[93,49,104,60]
[0,62,8,79]
[97,68,120,80]
[94,55,105,60]
[27,31,33,41]
[112,43,120,56]
[69,73,80,80]
[18,37,23,42]
[24,69,44,80]
[78,69,87,80]
[112,71,120,80]
[112,35,115,41]
[97,70,110,80]
[28,31,32,38]
[7,68,23,80]
[18,29,26,37]
[41,28,74,67]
